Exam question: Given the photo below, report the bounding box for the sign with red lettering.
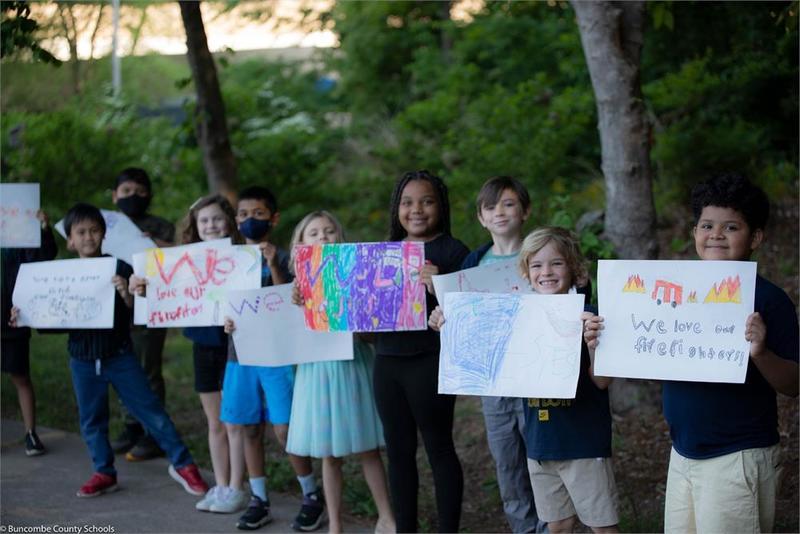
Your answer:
[1,183,40,248]
[143,239,262,327]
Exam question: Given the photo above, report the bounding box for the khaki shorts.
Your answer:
[527,457,619,527]
[664,445,783,533]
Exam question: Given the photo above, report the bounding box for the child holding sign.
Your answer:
[10,203,207,498]
[456,176,540,532]
[375,170,469,533]
[586,174,798,533]
[432,226,618,532]
[131,194,247,513]
[286,210,395,534]
[220,187,324,531]
[1,209,57,456]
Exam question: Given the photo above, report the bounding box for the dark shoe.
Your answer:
[125,434,163,461]
[237,496,273,530]
[111,423,143,454]
[77,472,118,497]
[25,430,45,457]
[291,489,325,532]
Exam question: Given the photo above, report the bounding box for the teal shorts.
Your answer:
[220,361,294,425]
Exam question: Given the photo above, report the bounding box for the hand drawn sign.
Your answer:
[228,284,354,366]
[0,183,40,248]
[595,260,757,383]
[439,292,585,398]
[432,258,527,305]
[12,257,117,328]
[143,239,261,327]
[55,209,156,265]
[294,241,426,332]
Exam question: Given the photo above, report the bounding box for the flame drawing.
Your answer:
[622,274,646,293]
[703,275,741,304]
[687,291,697,303]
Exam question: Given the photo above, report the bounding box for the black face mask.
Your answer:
[239,217,272,240]
[116,195,150,218]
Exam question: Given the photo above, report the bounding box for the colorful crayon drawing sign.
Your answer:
[595,260,757,383]
[143,239,262,327]
[294,241,427,332]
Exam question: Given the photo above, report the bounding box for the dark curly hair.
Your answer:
[180,194,243,245]
[388,170,452,241]
[691,173,770,231]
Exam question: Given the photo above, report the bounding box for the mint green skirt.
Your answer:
[286,340,384,458]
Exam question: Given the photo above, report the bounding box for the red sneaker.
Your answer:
[168,463,209,496]
[76,472,118,498]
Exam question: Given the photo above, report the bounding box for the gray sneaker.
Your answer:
[210,487,249,513]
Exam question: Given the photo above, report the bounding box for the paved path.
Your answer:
[1,419,370,533]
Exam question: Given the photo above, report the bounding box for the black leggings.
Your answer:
[373,352,464,533]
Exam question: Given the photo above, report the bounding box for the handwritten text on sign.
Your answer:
[12,257,117,328]
[294,241,426,332]
[144,239,261,327]
[0,183,40,248]
[595,260,757,383]
[439,292,585,398]
[228,284,353,366]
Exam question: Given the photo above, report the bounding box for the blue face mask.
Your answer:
[239,217,272,240]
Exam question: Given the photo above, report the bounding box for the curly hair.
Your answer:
[388,170,452,241]
[179,194,243,245]
[690,173,770,231]
[518,226,589,289]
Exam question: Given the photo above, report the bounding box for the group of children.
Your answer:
[2,168,797,534]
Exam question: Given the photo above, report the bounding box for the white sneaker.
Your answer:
[196,485,221,512]
[210,486,249,513]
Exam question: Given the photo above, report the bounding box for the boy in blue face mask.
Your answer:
[110,167,176,461]
[218,186,323,530]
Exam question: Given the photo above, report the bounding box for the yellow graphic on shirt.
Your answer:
[538,410,549,421]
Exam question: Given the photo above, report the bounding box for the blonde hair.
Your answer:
[518,226,589,288]
[289,210,346,273]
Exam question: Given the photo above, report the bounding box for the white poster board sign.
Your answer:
[12,257,117,328]
[55,209,156,265]
[595,260,757,383]
[0,183,40,248]
[439,292,585,398]
[144,239,261,327]
[432,258,528,305]
[228,284,354,366]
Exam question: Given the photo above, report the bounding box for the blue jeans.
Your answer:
[482,396,540,533]
[70,351,192,475]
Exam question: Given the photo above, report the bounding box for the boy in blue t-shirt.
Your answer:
[586,173,798,533]
[221,187,323,531]
[9,203,208,499]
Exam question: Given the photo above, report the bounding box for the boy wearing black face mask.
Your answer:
[110,167,175,461]
[220,186,324,530]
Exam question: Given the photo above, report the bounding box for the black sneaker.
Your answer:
[291,489,325,532]
[24,430,45,457]
[125,434,163,462]
[111,423,143,454]
[237,496,273,530]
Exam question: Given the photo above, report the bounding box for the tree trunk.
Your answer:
[571,1,658,260]
[58,4,80,94]
[572,1,660,414]
[178,1,237,200]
